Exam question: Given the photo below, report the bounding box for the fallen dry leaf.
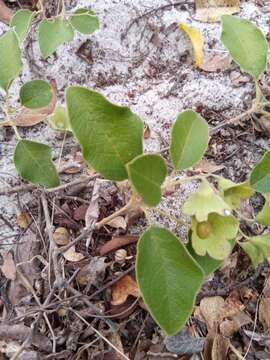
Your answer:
[200,296,225,332]
[230,71,250,87]
[107,332,126,360]
[144,124,151,139]
[63,246,85,262]
[53,227,70,246]
[107,216,127,230]
[195,0,240,23]
[200,53,232,72]
[111,275,139,305]
[180,23,204,67]
[259,296,270,332]
[211,333,229,360]
[0,0,13,24]
[77,257,107,286]
[2,80,57,127]
[0,251,16,280]
[220,311,251,337]
[194,158,225,173]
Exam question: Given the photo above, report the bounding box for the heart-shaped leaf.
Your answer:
[183,180,230,222]
[66,86,144,181]
[10,9,34,42]
[0,30,22,91]
[20,80,53,109]
[14,140,60,188]
[38,17,74,58]
[170,110,209,171]
[70,8,99,34]
[250,150,270,193]
[221,15,268,79]
[249,233,270,257]
[127,154,167,207]
[240,241,263,267]
[136,226,204,335]
[218,179,254,208]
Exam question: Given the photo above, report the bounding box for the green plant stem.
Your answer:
[255,79,262,104]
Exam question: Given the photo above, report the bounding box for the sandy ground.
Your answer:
[0,0,270,240]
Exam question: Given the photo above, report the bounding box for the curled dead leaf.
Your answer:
[63,246,85,262]
[111,275,139,306]
[2,80,57,127]
[180,23,204,67]
[200,296,225,332]
[0,0,13,24]
[220,311,251,337]
[107,216,127,230]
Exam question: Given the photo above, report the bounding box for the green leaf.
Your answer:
[170,110,209,170]
[221,15,268,79]
[250,151,270,193]
[191,214,239,260]
[256,194,270,226]
[183,180,231,222]
[249,233,270,257]
[186,237,222,275]
[0,30,22,91]
[38,17,74,58]
[136,227,204,335]
[48,106,71,131]
[66,86,144,181]
[218,179,254,208]
[20,80,53,109]
[240,241,263,267]
[10,9,34,42]
[14,140,60,188]
[127,154,167,207]
[70,8,99,34]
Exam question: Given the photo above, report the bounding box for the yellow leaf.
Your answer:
[180,23,204,67]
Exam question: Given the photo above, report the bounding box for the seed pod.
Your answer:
[53,227,70,245]
[196,221,212,239]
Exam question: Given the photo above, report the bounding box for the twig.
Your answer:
[71,309,130,360]
[41,193,62,286]
[99,235,138,256]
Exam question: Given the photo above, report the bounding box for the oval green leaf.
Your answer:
[250,150,270,193]
[66,86,144,181]
[70,8,99,34]
[127,154,167,207]
[38,17,74,58]
[170,110,209,170]
[136,227,204,336]
[10,9,34,42]
[14,140,60,188]
[0,30,22,91]
[221,15,268,79]
[20,80,53,109]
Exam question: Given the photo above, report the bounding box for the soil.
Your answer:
[1,0,270,359]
